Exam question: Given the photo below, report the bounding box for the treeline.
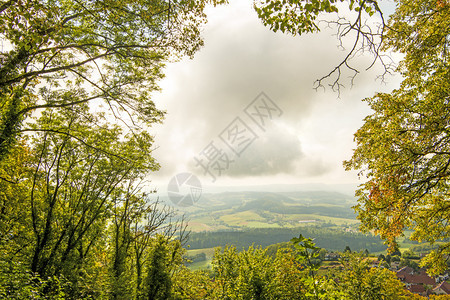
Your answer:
[233,198,355,218]
[187,227,387,252]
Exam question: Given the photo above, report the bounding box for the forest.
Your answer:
[1,0,449,299]
[187,227,387,252]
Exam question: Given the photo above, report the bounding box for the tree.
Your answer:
[362,249,369,257]
[144,235,185,300]
[331,252,415,300]
[211,243,316,300]
[110,192,187,299]
[342,0,450,274]
[25,105,159,279]
[0,0,225,159]
[145,236,173,300]
[0,141,33,264]
[172,267,217,300]
[318,248,328,260]
[0,104,191,298]
[257,0,450,274]
[132,199,188,299]
[399,257,419,270]
[0,103,162,297]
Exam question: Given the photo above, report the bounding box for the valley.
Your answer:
[168,190,389,269]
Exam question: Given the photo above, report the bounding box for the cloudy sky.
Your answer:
[149,0,400,193]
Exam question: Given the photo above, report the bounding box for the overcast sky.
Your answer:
[149,0,400,193]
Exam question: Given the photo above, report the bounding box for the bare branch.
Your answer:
[313,1,395,96]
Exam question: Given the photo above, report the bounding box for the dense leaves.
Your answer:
[256,0,450,276]
[0,0,226,159]
[0,104,184,298]
[254,0,340,35]
[0,1,227,296]
[344,0,450,274]
[202,236,416,300]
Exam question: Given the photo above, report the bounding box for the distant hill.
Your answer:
[163,189,387,254]
[180,190,357,217]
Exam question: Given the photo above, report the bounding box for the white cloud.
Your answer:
[149,0,401,189]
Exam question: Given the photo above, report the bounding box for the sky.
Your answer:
[149,0,400,195]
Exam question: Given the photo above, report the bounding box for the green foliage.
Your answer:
[344,0,450,274]
[254,0,377,35]
[206,236,411,300]
[0,259,68,300]
[254,0,341,35]
[211,244,308,299]
[0,105,188,298]
[0,0,226,159]
[290,235,328,299]
[330,252,413,299]
[145,236,176,300]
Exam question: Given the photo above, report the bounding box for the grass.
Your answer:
[187,221,229,232]
[283,214,359,226]
[219,211,265,226]
[245,221,282,228]
[186,247,216,271]
[188,260,212,271]
[187,211,359,232]
[186,247,216,257]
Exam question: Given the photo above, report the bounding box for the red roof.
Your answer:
[397,266,415,276]
[397,273,435,286]
[409,285,426,294]
[433,281,450,294]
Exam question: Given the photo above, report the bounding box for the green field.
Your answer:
[188,260,212,270]
[186,247,215,271]
[219,211,266,226]
[283,214,360,226]
[181,190,381,271]
[186,247,216,257]
[183,192,360,233]
[186,211,359,232]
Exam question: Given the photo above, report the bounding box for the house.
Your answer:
[369,260,381,268]
[404,273,436,287]
[324,252,340,261]
[432,281,450,295]
[394,267,450,296]
[396,267,437,296]
[397,266,415,276]
[390,261,401,270]
[408,284,428,297]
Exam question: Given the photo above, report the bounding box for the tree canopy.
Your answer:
[256,0,450,274]
[344,0,450,274]
[0,0,223,297]
[1,0,450,297]
[0,0,225,159]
